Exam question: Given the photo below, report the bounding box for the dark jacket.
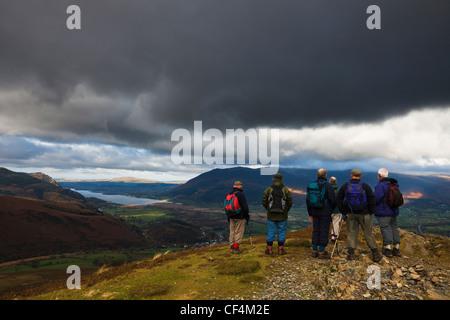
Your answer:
[330,181,340,214]
[228,187,249,220]
[374,178,400,217]
[306,177,336,217]
[262,182,293,221]
[337,179,376,215]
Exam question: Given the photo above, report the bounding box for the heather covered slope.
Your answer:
[12,226,449,301]
[0,195,147,263]
[0,168,148,262]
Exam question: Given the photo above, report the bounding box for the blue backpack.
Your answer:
[306,180,327,208]
[345,180,367,212]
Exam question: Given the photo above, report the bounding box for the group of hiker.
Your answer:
[225,168,404,262]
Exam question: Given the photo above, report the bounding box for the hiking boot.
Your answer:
[265,246,273,256]
[318,251,330,259]
[383,248,393,258]
[393,248,401,257]
[372,251,383,262]
[311,250,318,258]
[278,246,287,255]
[230,245,235,254]
[234,247,243,254]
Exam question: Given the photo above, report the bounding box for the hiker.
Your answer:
[374,168,401,258]
[329,176,342,243]
[306,168,336,259]
[227,181,250,254]
[336,169,383,262]
[262,173,293,255]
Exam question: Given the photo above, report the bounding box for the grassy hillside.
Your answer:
[0,249,178,294]
[8,226,449,300]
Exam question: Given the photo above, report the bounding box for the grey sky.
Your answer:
[0,0,449,178]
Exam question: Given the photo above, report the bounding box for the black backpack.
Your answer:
[267,186,287,214]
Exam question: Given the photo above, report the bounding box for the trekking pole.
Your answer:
[247,220,253,248]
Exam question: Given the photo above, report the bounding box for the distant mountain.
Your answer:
[0,167,93,206]
[165,167,450,205]
[108,177,157,183]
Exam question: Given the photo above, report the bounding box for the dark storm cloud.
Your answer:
[0,0,449,149]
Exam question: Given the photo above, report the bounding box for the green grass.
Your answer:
[0,249,186,293]
[217,260,261,275]
[128,283,172,299]
[128,212,171,222]
[0,253,135,275]
[26,235,290,300]
[101,206,174,227]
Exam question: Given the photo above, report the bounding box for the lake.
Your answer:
[73,189,166,205]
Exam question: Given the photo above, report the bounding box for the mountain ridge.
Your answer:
[28,172,60,187]
[56,177,184,184]
[165,166,450,205]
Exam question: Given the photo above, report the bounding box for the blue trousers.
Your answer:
[266,220,287,246]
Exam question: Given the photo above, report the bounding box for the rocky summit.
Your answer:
[234,227,449,300]
[249,253,448,300]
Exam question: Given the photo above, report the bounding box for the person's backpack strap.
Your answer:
[280,187,287,211]
[267,186,273,208]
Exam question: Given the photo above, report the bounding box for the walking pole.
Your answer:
[330,215,345,259]
[247,220,253,248]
